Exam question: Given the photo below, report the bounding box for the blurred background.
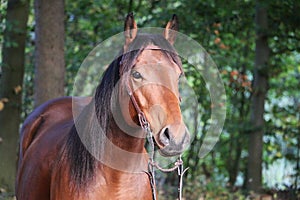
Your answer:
[0,0,300,199]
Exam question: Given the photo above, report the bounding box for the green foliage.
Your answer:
[22,0,35,119]
[0,0,7,70]
[12,0,300,198]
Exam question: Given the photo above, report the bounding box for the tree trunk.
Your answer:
[246,1,269,193]
[0,0,29,193]
[34,0,65,107]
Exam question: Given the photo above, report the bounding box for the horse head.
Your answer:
[117,13,190,157]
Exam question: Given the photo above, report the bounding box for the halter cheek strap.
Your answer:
[125,83,149,129]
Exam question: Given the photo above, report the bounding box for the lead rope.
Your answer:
[139,114,188,200]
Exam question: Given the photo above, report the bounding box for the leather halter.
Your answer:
[126,82,187,200]
[120,47,187,200]
[125,83,149,130]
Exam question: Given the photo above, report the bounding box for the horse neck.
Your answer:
[97,118,149,173]
[107,119,145,153]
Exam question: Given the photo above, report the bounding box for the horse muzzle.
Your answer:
[155,124,190,157]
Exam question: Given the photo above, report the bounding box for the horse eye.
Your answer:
[131,71,142,79]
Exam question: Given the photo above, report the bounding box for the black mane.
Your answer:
[64,33,182,189]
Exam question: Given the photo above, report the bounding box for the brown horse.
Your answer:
[16,13,190,200]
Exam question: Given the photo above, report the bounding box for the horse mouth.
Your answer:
[152,131,190,157]
[158,143,188,157]
[158,148,182,157]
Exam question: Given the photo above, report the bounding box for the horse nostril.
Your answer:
[164,128,170,141]
[159,126,171,146]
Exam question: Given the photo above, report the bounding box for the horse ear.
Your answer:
[163,14,179,45]
[124,12,137,51]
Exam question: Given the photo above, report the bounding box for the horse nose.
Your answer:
[158,124,190,157]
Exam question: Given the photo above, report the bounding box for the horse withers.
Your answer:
[16,13,190,200]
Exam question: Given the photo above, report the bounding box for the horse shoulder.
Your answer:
[16,125,68,199]
[16,97,91,199]
[50,158,75,200]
